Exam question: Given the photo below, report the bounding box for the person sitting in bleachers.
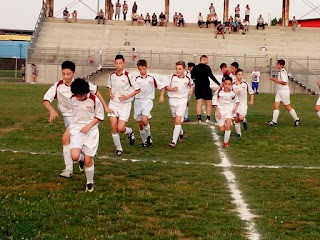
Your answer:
[178,13,185,27]
[215,23,225,39]
[212,13,219,27]
[228,15,233,33]
[241,19,248,34]
[232,16,240,32]
[173,12,179,26]
[198,13,205,28]
[97,9,105,24]
[137,14,144,26]
[151,13,158,26]
[131,11,139,25]
[256,14,265,30]
[206,14,212,28]
[159,12,166,26]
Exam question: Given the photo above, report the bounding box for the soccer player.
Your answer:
[166,61,193,148]
[314,80,320,126]
[212,77,239,147]
[220,63,230,82]
[266,59,300,126]
[134,59,165,147]
[232,69,254,138]
[184,62,195,122]
[69,79,104,192]
[107,54,141,156]
[43,61,111,178]
[191,55,220,124]
[229,61,239,82]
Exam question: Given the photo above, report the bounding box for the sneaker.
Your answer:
[169,141,176,148]
[78,160,84,173]
[266,121,277,126]
[140,142,147,147]
[205,119,214,125]
[115,150,123,156]
[179,132,184,142]
[184,117,191,122]
[242,121,248,130]
[85,183,94,193]
[223,142,229,148]
[146,136,153,147]
[294,119,300,127]
[198,120,202,124]
[59,169,73,178]
[237,134,242,139]
[128,131,135,145]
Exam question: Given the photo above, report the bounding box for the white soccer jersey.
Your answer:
[70,93,104,130]
[135,74,165,100]
[212,88,239,111]
[107,70,140,103]
[166,74,193,99]
[229,73,237,83]
[43,79,97,117]
[233,80,254,106]
[277,68,289,91]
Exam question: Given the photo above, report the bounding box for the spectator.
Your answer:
[72,10,77,23]
[122,1,128,20]
[206,14,212,28]
[224,17,231,34]
[151,13,158,26]
[137,14,144,26]
[198,13,205,28]
[235,4,240,18]
[232,16,241,32]
[173,12,179,26]
[251,67,260,94]
[241,19,248,34]
[212,12,219,27]
[98,9,105,24]
[245,5,250,23]
[228,15,234,32]
[215,23,225,39]
[292,16,298,31]
[209,3,215,16]
[20,63,25,82]
[107,0,114,20]
[132,1,138,13]
[31,63,38,84]
[178,13,185,27]
[145,13,151,26]
[132,48,137,62]
[115,0,121,20]
[63,7,71,23]
[159,12,166,26]
[131,11,139,25]
[257,14,265,29]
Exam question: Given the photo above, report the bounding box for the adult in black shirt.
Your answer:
[191,55,220,124]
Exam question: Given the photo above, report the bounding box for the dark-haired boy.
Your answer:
[69,78,104,192]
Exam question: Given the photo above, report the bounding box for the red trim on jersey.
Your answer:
[54,80,65,99]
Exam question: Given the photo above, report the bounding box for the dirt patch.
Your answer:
[0,123,23,136]
[0,182,64,191]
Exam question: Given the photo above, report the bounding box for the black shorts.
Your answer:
[21,73,25,76]
[195,89,212,100]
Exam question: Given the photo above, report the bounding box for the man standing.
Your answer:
[132,1,138,14]
[191,55,220,124]
[115,0,121,20]
[122,1,128,20]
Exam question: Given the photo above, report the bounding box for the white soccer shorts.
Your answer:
[237,103,248,117]
[70,127,99,157]
[169,98,187,118]
[107,100,132,122]
[316,96,320,106]
[63,116,73,128]
[216,109,233,127]
[134,99,153,121]
[275,90,291,105]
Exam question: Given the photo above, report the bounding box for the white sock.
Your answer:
[139,129,146,143]
[272,110,280,123]
[79,152,84,162]
[144,124,151,137]
[317,111,320,118]
[63,144,73,171]
[235,123,241,134]
[224,130,231,143]
[125,127,133,135]
[184,107,189,119]
[289,109,299,120]
[112,133,123,151]
[179,127,184,135]
[243,118,247,123]
[172,125,181,144]
[85,163,94,184]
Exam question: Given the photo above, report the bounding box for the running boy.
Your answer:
[212,76,239,147]
[166,61,193,148]
[232,68,254,138]
[69,78,104,192]
[134,59,165,147]
[43,60,111,178]
[184,62,195,122]
[266,59,300,126]
[107,54,141,156]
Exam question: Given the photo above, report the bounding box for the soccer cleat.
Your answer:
[266,121,277,126]
[198,120,202,124]
[169,141,176,148]
[184,117,191,122]
[85,183,94,193]
[140,142,147,147]
[237,134,242,139]
[205,119,214,125]
[294,119,300,127]
[223,142,229,148]
[115,150,123,156]
[59,169,73,178]
[146,136,153,147]
[128,131,135,145]
[179,132,184,142]
[78,160,84,173]
[242,120,248,130]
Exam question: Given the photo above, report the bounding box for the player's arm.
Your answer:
[43,84,59,123]
[95,90,114,114]
[119,88,141,101]
[269,72,287,85]
[248,94,254,105]
[158,87,165,103]
[80,118,101,134]
[208,67,220,86]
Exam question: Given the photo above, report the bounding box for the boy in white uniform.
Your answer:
[166,61,194,148]
[314,80,320,126]
[69,79,104,192]
[233,68,254,138]
[266,59,300,126]
[212,77,239,148]
[43,61,111,178]
[134,60,165,147]
[184,62,195,122]
[107,55,141,156]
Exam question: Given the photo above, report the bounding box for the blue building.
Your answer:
[0,40,29,58]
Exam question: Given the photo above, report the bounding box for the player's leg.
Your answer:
[118,119,135,145]
[84,155,94,192]
[170,115,183,148]
[184,98,190,122]
[234,114,242,138]
[110,116,123,155]
[223,118,232,147]
[141,100,153,146]
[282,91,300,126]
[60,128,73,178]
[196,98,203,123]
[139,121,147,146]
[267,93,281,126]
[205,100,213,124]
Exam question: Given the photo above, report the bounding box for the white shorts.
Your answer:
[275,90,290,105]
[107,100,132,122]
[169,98,187,118]
[216,109,233,127]
[134,99,153,121]
[237,103,248,117]
[70,127,99,157]
[316,97,320,106]
[63,116,73,128]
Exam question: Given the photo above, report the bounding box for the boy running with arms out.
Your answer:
[69,79,104,192]
[134,60,165,147]
[107,55,141,156]
[166,61,194,148]
[212,77,239,147]
[232,69,254,138]
[266,59,300,126]
[43,61,111,178]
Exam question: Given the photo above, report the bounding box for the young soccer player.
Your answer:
[107,54,141,156]
[232,68,254,138]
[166,61,193,148]
[229,61,239,82]
[220,63,230,82]
[314,80,320,127]
[266,59,300,126]
[212,77,239,147]
[134,59,165,147]
[184,62,195,122]
[69,78,104,192]
[43,61,111,178]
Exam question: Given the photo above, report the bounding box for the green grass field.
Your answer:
[0,82,319,239]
